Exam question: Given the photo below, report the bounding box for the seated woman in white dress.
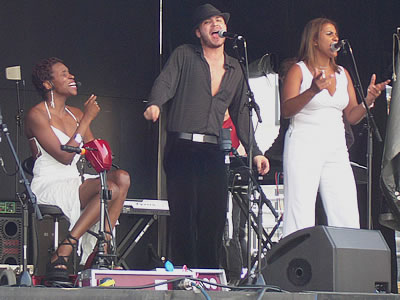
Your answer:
[25,57,130,281]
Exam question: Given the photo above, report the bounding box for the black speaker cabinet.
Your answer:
[263,226,391,293]
[0,216,23,265]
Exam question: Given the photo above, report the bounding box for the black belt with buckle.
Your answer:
[177,132,218,144]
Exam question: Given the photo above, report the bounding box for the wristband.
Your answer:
[74,133,83,144]
[362,102,373,109]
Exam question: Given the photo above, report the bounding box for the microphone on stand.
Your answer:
[76,81,82,87]
[61,144,96,155]
[61,145,86,155]
[330,40,346,52]
[218,30,244,41]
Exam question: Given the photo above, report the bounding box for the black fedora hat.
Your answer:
[192,3,230,32]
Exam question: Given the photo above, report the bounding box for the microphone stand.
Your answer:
[230,37,267,284]
[343,40,382,230]
[229,149,279,285]
[0,110,42,286]
[14,79,25,197]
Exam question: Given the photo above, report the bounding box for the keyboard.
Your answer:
[123,199,170,216]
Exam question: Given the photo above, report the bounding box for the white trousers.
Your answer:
[282,130,360,237]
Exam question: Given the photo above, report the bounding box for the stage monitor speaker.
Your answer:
[262,226,391,293]
[0,216,22,265]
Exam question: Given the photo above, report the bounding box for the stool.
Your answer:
[38,204,65,252]
[36,204,77,274]
[22,157,77,275]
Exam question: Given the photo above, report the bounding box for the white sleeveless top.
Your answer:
[288,61,349,141]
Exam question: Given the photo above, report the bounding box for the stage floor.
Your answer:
[0,286,399,300]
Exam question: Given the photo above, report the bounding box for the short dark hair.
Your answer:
[32,57,63,98]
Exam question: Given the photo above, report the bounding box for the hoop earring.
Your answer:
[50,89,55,108]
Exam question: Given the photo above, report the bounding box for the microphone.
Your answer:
[218,30,244,41]
[330,40,345,52]
[60,145,86,155]
[76,81,82,87]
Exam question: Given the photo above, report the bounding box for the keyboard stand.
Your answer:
[117,215,157,269]
[117,199,169,269]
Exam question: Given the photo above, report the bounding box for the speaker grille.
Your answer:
[0,217,22,265]
[287,258,312,286]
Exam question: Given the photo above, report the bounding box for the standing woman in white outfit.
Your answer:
[281,18,390,237]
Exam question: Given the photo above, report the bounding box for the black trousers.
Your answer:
[164,135,228,268]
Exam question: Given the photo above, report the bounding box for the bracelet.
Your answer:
[362,102,374,109]
[74,133,83,144]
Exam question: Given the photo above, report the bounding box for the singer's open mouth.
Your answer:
[68,82,77,87]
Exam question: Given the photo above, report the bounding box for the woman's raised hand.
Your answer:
[83,94,100,121]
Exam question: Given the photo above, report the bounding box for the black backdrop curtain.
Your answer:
[0,0,398,291]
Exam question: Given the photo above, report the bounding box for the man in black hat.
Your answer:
[144,3,269,269]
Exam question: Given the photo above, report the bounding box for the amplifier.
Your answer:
[0,201,23,265]
[0,216,23,264]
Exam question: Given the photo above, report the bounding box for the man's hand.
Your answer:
[144,105,160,122]
[253,155,270,175]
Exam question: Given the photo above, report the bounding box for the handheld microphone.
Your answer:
[61,145,86,155]
[330,40,345,52]
[218,30,244,41]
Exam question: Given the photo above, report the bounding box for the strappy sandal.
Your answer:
[45,234,78,282]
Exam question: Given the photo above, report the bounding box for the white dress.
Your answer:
[282,61,360,237]
[30,102,96,263]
